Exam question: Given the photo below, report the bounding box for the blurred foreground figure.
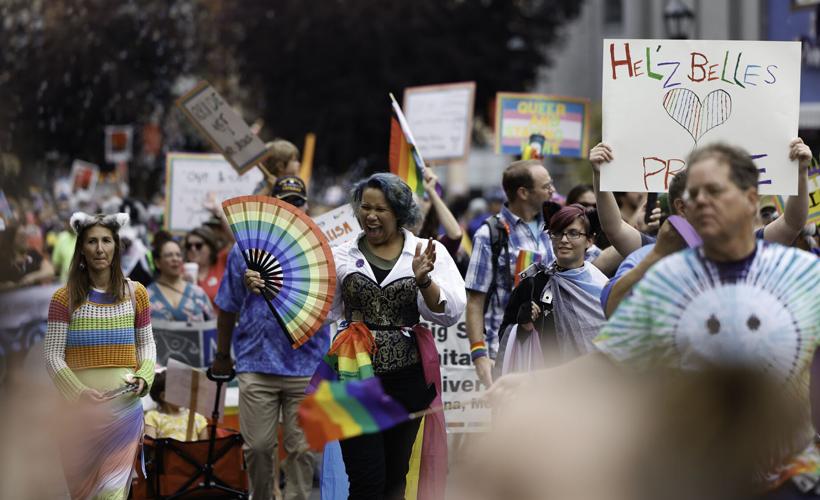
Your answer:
[454,363,806,500]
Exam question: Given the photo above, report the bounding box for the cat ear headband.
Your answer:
[69,212,130,235]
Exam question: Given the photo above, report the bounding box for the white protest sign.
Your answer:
[313,204,361,248]
[165,358,226,422]
[176,81,272,174]
[165,153,263,233]
[70,159,99,194]
[419,313,492,433]
[403,82,475,162]
[602,39,801,195]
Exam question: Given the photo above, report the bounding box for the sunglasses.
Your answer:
[185,242,205,251]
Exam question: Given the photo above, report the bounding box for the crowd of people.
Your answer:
[0,131,818,499]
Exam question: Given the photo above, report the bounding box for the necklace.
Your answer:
[156,279,187,295]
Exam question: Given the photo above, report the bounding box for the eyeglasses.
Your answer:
[549,230,587,241]
[185,242,204,251]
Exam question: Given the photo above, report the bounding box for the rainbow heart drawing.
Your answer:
[662,88,732,145]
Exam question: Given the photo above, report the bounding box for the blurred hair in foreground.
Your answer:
[450,357,808,500]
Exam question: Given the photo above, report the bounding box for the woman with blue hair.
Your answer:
[324,172,466,499]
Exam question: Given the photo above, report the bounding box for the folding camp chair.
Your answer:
[131,369,247,499]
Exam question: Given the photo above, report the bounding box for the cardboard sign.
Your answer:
[403,81,475,162]
[104,125,133,163]
[166,358,226,423]
[420,313,492,433]
[165,153,263,233]
[70,160,99,194]
[601,39,801,194]
[313,204,361,248]
[176,81,272,174]
[495,92,590,158]
[152,319,218,368]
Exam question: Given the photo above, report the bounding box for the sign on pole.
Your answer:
[164,153,263,233]
[166,358,226,423]
[494,92,590,158]
[70,160,99,194]
[104,125,133,164]
[176,81,273,174]
[601,39,801,194]
[403,81,476,162]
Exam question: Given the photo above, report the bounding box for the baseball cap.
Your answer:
[272,176,307,206]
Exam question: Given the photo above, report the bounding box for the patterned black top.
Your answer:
[342,273,421,373]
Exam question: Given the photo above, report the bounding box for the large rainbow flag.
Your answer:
[389,93,426,197]
[299,378,410,451]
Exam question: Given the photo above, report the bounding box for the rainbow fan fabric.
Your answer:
[222,195,336,348]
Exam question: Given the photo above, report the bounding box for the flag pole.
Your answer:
[388,93,429,192]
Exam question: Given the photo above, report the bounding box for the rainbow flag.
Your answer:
[389,93,426,197]
[299,378,409,451]
[514,250,543,286]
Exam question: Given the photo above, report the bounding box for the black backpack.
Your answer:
[481,214,511,314]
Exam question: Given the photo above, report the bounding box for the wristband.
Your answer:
[470,341,488,362]
[416,276,433,289]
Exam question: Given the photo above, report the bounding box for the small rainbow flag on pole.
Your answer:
[299,378,410,451]
[514,250,543,286]
[389,93,426,197]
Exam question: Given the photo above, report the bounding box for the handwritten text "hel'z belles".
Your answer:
[608,43,778,89]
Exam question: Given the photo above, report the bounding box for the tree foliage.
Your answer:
[218,0,583,176]
[0,0,583,192]
[0,0,212,176]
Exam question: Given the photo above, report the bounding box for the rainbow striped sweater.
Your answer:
[44,284,156,401]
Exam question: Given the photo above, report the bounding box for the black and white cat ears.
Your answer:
[69,212,130,235]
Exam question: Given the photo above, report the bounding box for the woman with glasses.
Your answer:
[184,225,225,308]
[147,234,215,323]
[496,204,608,373]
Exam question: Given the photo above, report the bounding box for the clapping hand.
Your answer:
[413,238,436,284]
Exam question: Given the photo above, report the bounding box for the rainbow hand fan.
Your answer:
[222,195,336,348]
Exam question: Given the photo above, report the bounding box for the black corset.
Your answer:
[342,273,421,373]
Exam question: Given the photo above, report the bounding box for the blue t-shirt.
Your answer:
[215,246,329,376]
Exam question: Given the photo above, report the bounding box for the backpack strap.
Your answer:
[125,278,137,314]
[482,214,511,315]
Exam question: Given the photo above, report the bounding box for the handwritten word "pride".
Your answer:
[609,43,778,89]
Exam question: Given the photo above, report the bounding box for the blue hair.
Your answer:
[351,173,422,229]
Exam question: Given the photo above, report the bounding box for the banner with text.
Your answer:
[495,92,590,158]
[602,39,801,194]
[152,319,218,369]
[403,82,476,162]
[165,153,263,233]
[419,313,491,433]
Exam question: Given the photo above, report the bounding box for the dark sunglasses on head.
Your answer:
[186,242,204,251]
